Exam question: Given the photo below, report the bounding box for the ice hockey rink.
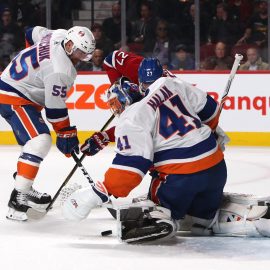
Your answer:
[1,145,270,270]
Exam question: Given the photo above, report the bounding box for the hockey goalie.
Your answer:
[62,59,270,243]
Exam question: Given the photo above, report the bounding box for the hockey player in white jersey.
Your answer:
[62,58,228,243]
[0,26,95,221]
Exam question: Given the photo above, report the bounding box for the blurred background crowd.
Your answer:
[0,0,269,71]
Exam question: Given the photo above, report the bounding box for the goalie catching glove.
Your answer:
[62,181,109,221]
[80,126,115,156]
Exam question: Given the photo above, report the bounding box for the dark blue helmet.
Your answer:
[138,58,163,84]
[107,77,143,115]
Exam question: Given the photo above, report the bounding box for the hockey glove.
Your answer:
[56,126,79,157]
[62,181,109,221]
[80,126,115,156]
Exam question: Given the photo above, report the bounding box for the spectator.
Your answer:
[179,3,209,47]
[239,47,269,70]
[102,2,132,49]
[208,3,241,45]
[201,41,233,70]
[132,1,157,47]
[236,0,268,48]
[0,8,23,49]
[170,44,195,70]
[228,0,254,25]
[77,49,104,71]
[144,19,178,67]
[91,23,114,56]
[126,0,143,21]
[90,49,104,71]
[8,0,40,28]
[0,33,15,64]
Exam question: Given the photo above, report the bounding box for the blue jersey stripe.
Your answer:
[25,27,34,46]
[20,152,43,163]
[0,79,32,102]
[45,107,68,120]
[154,133,217,163]
[104,52,113,67]
[112,153,152,174]
[198,95,218,122]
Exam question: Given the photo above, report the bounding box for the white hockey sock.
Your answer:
[15,175,33,193]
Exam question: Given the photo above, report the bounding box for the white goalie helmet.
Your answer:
[64,26,96,61]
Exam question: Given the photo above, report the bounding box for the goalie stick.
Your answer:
[26,114,115,219]
[219,53,243,110]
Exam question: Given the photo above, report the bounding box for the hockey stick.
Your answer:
[26,114,115,219]
[71,151,95,186]
[219,54,243,111]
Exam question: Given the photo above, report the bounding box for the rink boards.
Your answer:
[1,71,270,146]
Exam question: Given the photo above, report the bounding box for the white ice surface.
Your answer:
[1,145,270,270]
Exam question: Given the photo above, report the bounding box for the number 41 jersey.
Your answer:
[0,26,77,130]
[103,77,224,197]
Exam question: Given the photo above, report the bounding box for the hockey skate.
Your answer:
[12,172,52,212]
[6,189,30,221]
[27,187,52,212]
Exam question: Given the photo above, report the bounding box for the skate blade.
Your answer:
[28,201,49,211]
[26,208,47,220]
[6,208,28,221]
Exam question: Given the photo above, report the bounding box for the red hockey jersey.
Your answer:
[103,50,144,84]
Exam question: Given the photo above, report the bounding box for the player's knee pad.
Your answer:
[22,133,52,159]
[116,201,178,243]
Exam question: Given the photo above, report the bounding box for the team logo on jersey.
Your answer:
[78,31,85,37]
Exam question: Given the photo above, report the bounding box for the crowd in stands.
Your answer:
[0,0,269,71]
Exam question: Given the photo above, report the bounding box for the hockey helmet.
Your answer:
[107,77,143,115]
[64,26,96,61]
[138,58,163,94]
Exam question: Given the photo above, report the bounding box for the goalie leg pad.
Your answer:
[223,192,270,206]
[212,201,269,237]
[117,202,178,244]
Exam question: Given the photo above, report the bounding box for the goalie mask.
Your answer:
[64,26,96,61]
[107,77,143,116]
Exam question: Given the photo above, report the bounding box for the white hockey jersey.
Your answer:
[0,26,77,131]
[103,77,223,197]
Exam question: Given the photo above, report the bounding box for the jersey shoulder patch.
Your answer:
[103,51,115,68]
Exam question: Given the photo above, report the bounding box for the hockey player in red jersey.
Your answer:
[103,50,144,85]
